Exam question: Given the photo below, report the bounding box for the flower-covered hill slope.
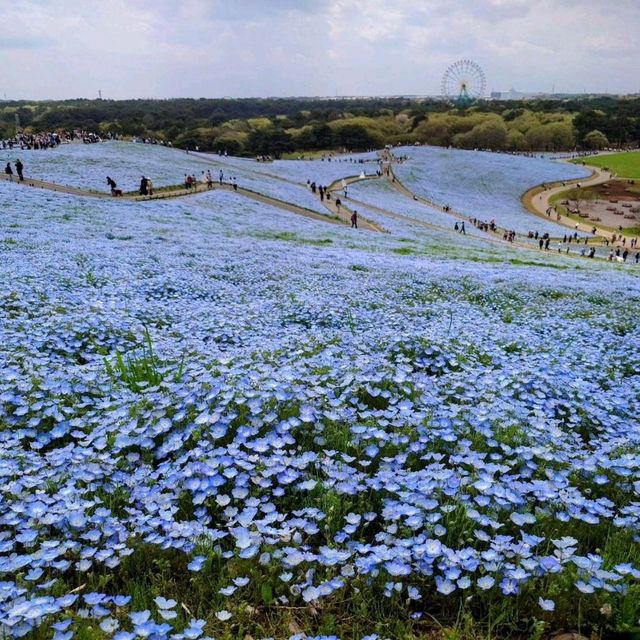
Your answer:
[0,159,639,640]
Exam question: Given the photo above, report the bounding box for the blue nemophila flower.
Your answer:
[129,609,151,625]
[477,576,495,590]
[154,596,177,609]
[100,617,120,633]
[187,556,206,572]
[538,597,555,611]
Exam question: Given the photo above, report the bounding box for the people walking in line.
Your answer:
[15,159,24,181]
[205,170,213,189]
[351,210,358,229]
[5,162,13,181]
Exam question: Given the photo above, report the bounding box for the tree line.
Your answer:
[1,95,638,156]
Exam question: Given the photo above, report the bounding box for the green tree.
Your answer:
[506,129,527,150]
[335,124,382,150]
[248,128,293,158]
[413,119,452,146]
[454,119,507,150]
[583,129,609,149]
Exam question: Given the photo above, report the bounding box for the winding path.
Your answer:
[1,152,632,264]
[521,161,619,241]
[0,172,381,231]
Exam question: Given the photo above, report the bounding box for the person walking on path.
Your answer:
[139,176,148,196]
[219,169,224,185]
[106,176,117,195]
[146,177,153,196]
[460,221,466,235]
[335,198,341,212]
[15,159,24,181]
[351,210,358,229]
[5,162,13,181]
[232,177,238,191]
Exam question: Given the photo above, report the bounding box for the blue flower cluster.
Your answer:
[393,145,592,236]
[0,145,639,639]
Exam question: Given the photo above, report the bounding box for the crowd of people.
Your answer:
[470,218,520,242]
[608,247,639,263]
[1,129,106,150]
[307,180,332,202]
[103,168,242,198]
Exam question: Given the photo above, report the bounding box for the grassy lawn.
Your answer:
[578,151,640,179]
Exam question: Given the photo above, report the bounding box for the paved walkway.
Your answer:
[1,157,633,265]
[0,172,380,231]
[521,163,615,240]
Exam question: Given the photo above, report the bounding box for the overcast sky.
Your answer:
[2,0,639,100]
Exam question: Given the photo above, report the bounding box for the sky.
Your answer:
[2,0,639,100]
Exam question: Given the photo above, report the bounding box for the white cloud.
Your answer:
[2,0,638,99]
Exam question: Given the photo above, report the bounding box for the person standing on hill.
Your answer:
[5,162,13,181]
[139,176,148,196]
[15,159,24,181]
[351,210,358,229]
[146,177,153,196]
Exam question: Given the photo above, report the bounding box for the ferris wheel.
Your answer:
[441,60,486,107]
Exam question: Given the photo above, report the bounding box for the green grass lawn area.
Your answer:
[579,151,640,179]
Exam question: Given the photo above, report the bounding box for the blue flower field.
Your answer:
[0,143,639,640]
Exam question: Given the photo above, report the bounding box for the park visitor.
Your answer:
[106,176,117,195]
[15,159,24,181]
[5,162,13,181]
[351,210,358,229]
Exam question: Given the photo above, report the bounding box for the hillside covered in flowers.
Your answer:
[0,143,639,640]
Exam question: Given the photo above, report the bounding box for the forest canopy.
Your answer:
[2,95,639,156]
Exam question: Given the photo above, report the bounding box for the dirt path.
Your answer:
[323,175,385,232]
[188,151,384,231]
[0,172,375,231]
[521,163,615,239]
[380,166,536,247]
[0,174,112,199]
[343,187,547,253]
